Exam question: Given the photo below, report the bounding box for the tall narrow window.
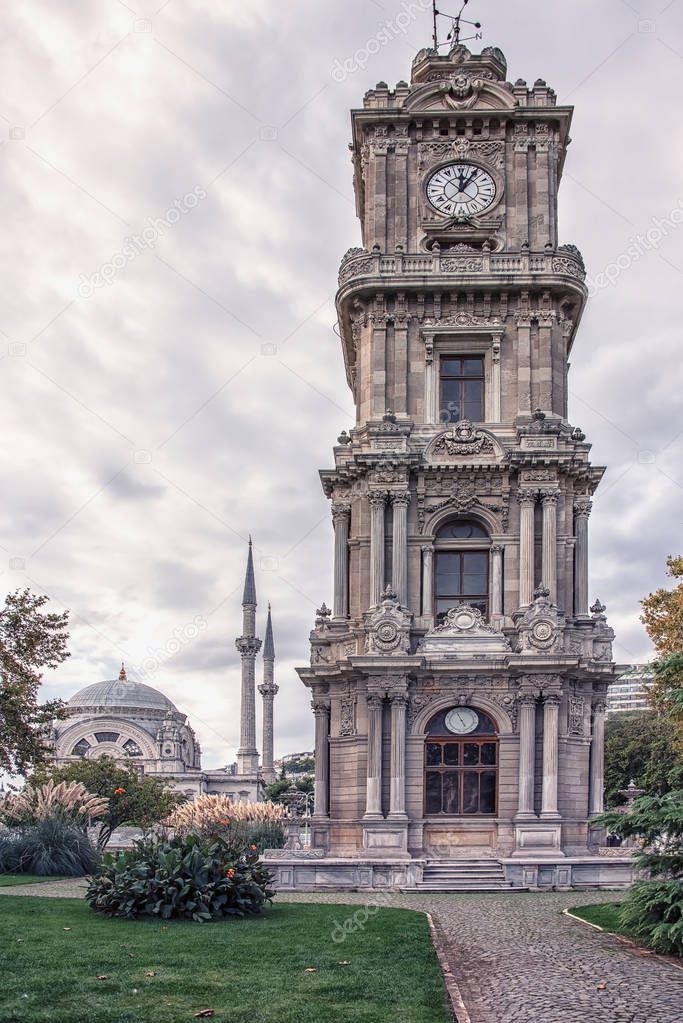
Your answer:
[424,708,498,816]
[433,519,490,624]
[439,356,484,423]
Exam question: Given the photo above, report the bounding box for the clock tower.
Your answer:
[287,43,630,891]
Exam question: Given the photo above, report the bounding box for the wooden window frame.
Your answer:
[424,736,499,817]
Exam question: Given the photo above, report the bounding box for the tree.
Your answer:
[641,556,683,747]
[265,775,314,805]
[641,555,683,656]
[604,710,683,806]
[0,589,70,776]
[33,757,184,850]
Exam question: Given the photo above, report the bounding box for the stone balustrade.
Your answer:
[338,246,586,288]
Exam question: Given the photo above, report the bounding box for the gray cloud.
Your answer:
[2,0,681,770]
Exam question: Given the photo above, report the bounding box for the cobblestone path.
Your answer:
[278,890,682,1023]
[3,882,681,1022]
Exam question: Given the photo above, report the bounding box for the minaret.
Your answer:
[235,538,261,775]
[258,603,279,784]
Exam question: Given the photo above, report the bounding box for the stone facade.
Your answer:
[279,43,630,890]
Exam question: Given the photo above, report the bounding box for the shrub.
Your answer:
[619,880,683,956]
[230,820,285,853]
[0,779,108,826]
[0,817,101,876]
[85,833,275,922]
[165,795,285,832]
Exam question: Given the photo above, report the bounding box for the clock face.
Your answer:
[445,706,480,735]
[426,162,497,218]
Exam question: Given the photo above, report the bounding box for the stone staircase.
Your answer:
[417,859,524,892]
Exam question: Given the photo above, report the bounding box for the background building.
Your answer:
[607,665,655,715]
[51,544,278,803]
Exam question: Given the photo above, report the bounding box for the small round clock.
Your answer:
[426,162,497,218]
[445,706,479,735]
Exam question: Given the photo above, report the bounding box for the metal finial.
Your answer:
[432,1,483,50]
[119,662,127,681]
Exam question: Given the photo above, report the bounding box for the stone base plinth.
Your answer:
[512,820,563,857]
[362,818,410,859]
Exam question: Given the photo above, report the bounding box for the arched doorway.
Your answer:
[424,706,498,816]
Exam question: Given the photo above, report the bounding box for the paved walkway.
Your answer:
[3,881,681,1022]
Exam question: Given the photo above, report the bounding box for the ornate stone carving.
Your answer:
[417,139,504,173]
[552,256,586,281]
[430,421,495,458]
[365,589,412,655]
[440,256,484,273]
[339,683,357,737]
[568,696,584,736]
[514,586,563,654]
[419,605,511,656]
[434,605,495,636]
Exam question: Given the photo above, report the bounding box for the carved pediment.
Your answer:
[426,422,502,464]
[403,77,515,113]
[418,604,511,658]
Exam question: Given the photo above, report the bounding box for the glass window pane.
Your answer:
[463,358,483,376]
[469,597,488,615]
[436,553,461,594]
[426,743,442,767]
[426,772,442,814]
[443,743,460,766]
[441,358,463,375]
[94,731,120,743]
[443,773,459,814]
[481,743,497,765]
[462,552,488,593]
[440,380,461,422]
[463,743,480,766]
[435,598,457,624]
[480,771,497,813]
[436,520,488,541]
[462,773,480,814]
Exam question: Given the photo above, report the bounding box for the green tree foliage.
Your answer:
[641,555,683,657]
[0,816,100,877]
[33,757,184,850]
[598,791,683,955]
[0,589,70,775]
[604,710,683,806]
[265,776,314,804]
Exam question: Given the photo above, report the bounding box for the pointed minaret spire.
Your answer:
[259,603,278,784]
[236,537,261,776]
[242,536,257,606]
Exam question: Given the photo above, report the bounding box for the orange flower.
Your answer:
[250,844,257,851]
[114,787,126,795]
[219,819,231,826]
[226,868,235,879]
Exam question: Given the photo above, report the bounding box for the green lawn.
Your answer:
[0,875,63,887]
[570,902,627,934]
[0,896,450,1023]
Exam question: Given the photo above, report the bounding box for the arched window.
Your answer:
[122,739,143,757]
[71,738,91,757]
[433,518,490,624]
[424,707,498,816]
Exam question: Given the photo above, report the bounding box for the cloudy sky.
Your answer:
[1,0,681,771]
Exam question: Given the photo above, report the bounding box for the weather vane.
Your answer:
[432,0,483,50]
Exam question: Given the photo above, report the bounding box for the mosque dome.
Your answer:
[66,664,179,716]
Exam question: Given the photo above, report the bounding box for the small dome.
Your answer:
[67,678,178,714]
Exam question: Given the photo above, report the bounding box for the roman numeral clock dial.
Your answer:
[426,162,497,219]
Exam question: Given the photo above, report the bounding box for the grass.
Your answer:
[569,902,627,935]
[0,896,450,1023]
[0,875,63,888]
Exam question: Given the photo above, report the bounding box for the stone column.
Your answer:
[541,693,561,818]
[421,545,434,617]
[491,337,502,423]
[574,499,592,617]
[312,698,330,818]
[332,502,351,619]
[391,492,410,607]
[364,693,384,818]
[388,691,408,818]
[490,544,504,618]
[423,336,436,423]
[589,699,606,816]
[518,491,536,607]
[369,492,386,607]
[516,692,537,818]
[541,490,559,603]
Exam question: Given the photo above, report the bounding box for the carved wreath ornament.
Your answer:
[431,421,494,458]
